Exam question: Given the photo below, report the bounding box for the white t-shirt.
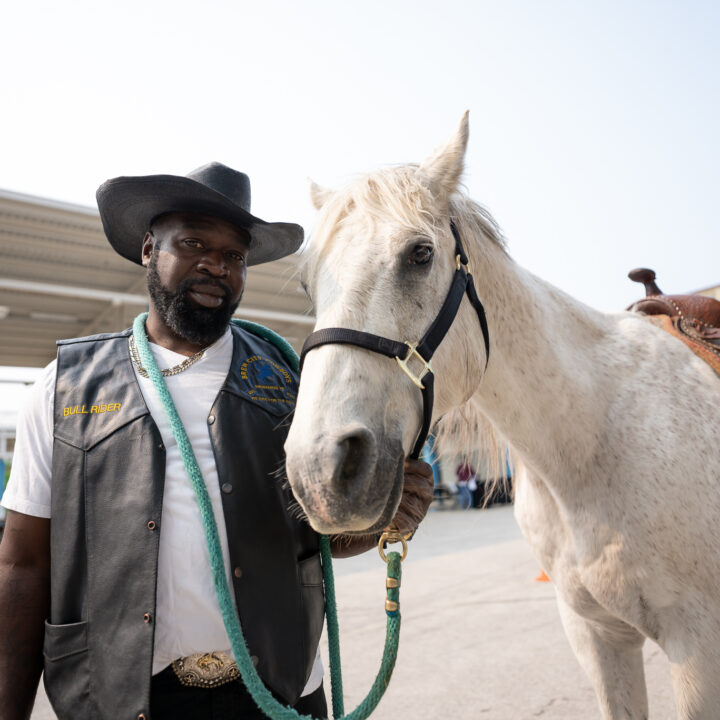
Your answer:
[2,328,323,693]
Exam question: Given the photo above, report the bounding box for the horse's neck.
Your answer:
[470,241,612,483]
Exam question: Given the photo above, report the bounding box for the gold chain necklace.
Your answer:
[129,335,211,378]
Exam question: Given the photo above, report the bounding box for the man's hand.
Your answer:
[386,458,434,535]
[330,458,435,558]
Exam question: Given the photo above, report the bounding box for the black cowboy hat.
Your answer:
[96,162,304,266]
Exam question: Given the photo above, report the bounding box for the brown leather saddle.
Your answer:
[627,268,720,372]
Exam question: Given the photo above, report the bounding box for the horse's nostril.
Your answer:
[339,435,364,483]
[334,427,377,494]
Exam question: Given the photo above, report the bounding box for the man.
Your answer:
[0,163,434,720]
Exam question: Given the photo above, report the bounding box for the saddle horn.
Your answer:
[628,268,663,297]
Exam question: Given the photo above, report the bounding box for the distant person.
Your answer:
[455,462,476,510]
[422,437,445,508]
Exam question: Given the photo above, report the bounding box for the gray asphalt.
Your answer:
[31,504,677,719]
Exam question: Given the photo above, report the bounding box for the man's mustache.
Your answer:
[178,277,233,302]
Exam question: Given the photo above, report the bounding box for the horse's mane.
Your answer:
[433,195,512,488]
[305,165,514,489]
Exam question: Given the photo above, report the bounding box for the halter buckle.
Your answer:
[395,342,432,389]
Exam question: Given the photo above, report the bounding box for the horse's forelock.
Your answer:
[306,166,439,261]
[352,167,439,237]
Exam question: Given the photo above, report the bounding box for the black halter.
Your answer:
[300,222,490,459]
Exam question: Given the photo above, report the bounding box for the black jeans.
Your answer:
[150,665,328,719]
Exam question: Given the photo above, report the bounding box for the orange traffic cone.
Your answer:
[535,570,550,582]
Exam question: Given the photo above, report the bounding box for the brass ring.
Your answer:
[378,531,409,562]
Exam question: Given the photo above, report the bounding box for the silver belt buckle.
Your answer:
[171,651,240,688]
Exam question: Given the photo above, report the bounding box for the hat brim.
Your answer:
[96,175,304,266]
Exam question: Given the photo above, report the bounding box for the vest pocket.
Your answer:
[298,553,325,686]
[298,553,323,587]
[44,620,91,715]
[44,619,87,660]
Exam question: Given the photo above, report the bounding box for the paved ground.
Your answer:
[31,504,677,719]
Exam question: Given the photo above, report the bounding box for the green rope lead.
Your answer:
[133,313,402,720]
[319,535,344,719]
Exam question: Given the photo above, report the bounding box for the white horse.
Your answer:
[284,113,720,719]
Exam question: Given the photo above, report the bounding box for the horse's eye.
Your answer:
[408,245,434,265]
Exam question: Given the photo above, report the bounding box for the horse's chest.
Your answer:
[515,472,668,640]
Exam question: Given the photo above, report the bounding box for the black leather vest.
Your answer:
[44,324,324,720]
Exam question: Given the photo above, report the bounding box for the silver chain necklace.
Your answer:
[129,334,212,378]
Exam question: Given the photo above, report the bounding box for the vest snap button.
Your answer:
[147,520,157,531]
[221,483,233,494]
[233,566,242,578]
[251,655,259,667]
[143,612,152,623]
[158,443,165,451]
[207,414,216,425]
[138,715,147,720]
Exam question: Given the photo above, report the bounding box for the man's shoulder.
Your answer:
[230,321,299,372]
[227,322,300,412]
[56,328,133,348]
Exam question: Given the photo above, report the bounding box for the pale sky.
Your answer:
[1,0,718,314]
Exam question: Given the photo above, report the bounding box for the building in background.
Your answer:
[698,283,720,302]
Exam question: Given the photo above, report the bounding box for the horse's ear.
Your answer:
[308,179,334,211]
[418,111,469,202]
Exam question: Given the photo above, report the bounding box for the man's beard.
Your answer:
[146,252,241,346]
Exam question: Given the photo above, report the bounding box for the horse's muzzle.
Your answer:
[285,425,405,534]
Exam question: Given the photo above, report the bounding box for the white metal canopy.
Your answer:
[0,188,314,368]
